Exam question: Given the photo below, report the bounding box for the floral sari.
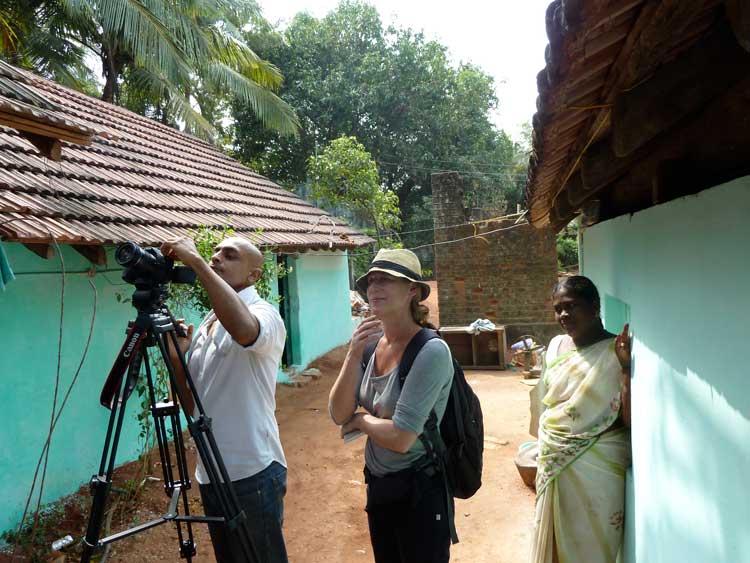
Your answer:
[531,337,630,563]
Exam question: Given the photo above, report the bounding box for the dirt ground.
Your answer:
[84,345,535,563]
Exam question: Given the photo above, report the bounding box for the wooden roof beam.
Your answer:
[612,22,750,157]
[571,1,719,174]
[20,132,62,161]
[23,243,54,259]
[579,75,750,225]
[73,244,107,266]
[727,0,750,53]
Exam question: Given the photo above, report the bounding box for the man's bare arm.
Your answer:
[161,238,260,346]
[189,259,260,346]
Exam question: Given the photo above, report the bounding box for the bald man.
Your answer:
[162,236,288,563]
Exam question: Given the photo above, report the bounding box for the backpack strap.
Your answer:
[421,411,459,544]
[397,328,439,387]
[361,339,378,373]
[398,328,459,544]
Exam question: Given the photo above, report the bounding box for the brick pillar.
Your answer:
[431,172,560,343]
[432,172,469,326]
[432,172,469,244]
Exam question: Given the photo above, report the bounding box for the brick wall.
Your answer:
[432,172,558,328]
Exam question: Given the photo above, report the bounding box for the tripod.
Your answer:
[81,284,259,563]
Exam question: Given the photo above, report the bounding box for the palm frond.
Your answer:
[203,61,299,137]
[129,66,217,140]
[64,0,193,82]
[0,10,18,53]
[23,29,90,88]
[204,24,282,90]
[214,0,263,29]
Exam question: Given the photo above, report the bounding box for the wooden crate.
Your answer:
[439,326,507,370]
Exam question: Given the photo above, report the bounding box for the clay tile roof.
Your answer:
[524,0,724,230]
[0,63,373,250]
[0,61,95,143]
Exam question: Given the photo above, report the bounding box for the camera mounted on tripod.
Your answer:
[116,241,196,287]
[115,242,196,311]
[82,241,260,563]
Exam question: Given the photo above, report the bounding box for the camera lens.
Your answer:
[115,242,139,267]
[116,242,162,281]
[116,241,194,288]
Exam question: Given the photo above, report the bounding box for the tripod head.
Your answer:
[130,285,170,315]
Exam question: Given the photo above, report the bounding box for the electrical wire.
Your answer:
[0,216,22,227]
[10,273,97,562]
[10,163,98,561]
[28,231,64,551]
[377,154,528,169]
[377,212,526,242]
[274,218,530,259]
[376,160,529,178]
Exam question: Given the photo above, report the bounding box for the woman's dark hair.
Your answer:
[553,275,601,311]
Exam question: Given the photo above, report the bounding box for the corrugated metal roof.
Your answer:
[0,63,373,250]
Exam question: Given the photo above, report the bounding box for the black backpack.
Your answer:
[362,328,484,498]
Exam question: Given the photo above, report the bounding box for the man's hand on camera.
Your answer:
[161,237,202,267]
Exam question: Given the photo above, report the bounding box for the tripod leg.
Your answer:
[142,347,197,560]
[82,352,142,563]
[173,422,196,561]
[167,388,197,560]
[142,349,176,495]
[159,329,260,563]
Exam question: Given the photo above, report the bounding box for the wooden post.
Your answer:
[23,243,54,259]
[73,245,107,266]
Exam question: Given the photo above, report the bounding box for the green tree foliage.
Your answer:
[169,226,288,316]
[231,0,528,268]
[0,0,98,92]
[0,0,299,140]
[308,136,400,245]
[556,220,579,272]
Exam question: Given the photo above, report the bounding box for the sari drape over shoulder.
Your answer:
[531,337,630,563]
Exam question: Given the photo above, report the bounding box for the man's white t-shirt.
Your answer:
[187,286,287,484]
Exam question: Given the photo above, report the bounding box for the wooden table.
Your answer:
[439,325,507,370]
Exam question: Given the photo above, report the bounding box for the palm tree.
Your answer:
[0,1,95,90]
[1,0,299,139]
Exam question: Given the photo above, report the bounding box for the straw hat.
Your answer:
[356,248,431,301]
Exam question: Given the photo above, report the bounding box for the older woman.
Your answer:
[531,276,632,563]
[328,249,454,563]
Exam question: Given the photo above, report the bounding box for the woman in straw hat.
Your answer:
[329,248,454,563]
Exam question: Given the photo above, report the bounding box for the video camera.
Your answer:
[115,242,196,287]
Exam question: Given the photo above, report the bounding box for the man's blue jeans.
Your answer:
[199,461,288,563]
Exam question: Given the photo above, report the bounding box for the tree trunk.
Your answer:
[100,43,120,104]
[370,209,382,248]
[102,71,116,103]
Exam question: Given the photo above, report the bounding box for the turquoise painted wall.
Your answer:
[581,177,750,563]
[0,244,352,534]
[0,243,152,534]
[283,250,353,369]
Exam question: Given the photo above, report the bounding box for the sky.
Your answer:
[257,0,551,141]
